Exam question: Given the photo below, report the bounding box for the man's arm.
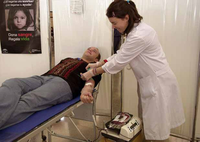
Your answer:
[80,79,95,103]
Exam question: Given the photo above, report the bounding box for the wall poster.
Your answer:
[0,0,41,54]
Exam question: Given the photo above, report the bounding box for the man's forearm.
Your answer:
[80,79,95,103]
[81,79,95,93]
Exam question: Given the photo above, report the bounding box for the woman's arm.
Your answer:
[81,67,105,81]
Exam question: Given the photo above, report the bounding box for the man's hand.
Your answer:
[80,91,94,103]
[80,78,95,103]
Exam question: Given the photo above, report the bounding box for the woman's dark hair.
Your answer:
[106,0,143,35]
[7,8,33,31]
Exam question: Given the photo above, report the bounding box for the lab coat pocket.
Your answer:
[138,76,157,99]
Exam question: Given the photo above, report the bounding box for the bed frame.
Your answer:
[0,90,99,142]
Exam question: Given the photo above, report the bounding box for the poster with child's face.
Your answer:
[0,0,41,54]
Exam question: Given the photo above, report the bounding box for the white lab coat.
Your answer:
[102,22,185,140]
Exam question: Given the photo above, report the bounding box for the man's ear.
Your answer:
[94,58,98,62]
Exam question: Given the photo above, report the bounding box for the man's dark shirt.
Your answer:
[43,58,101,98]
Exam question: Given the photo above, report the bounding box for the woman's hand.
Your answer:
[80,69,95,81]
[86,62,102,70]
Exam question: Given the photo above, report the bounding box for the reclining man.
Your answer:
[0,47,101,129]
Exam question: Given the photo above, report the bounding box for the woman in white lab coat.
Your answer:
[81,0,185,141]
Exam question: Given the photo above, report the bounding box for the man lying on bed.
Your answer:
[0,47,101,129]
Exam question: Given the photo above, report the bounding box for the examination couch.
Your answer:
[0,89,99,142]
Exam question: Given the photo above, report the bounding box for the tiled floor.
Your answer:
[30,115,189,142]
[30,115,110,142]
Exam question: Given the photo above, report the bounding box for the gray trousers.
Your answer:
[0,75,73,129]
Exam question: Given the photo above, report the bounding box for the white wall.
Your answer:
[0,0,50,85]
[122,0,200,139]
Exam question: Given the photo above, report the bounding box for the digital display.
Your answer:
[130,122,137,129]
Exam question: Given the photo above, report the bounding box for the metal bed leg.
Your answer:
[92,101,97,140]
[68,116,89,141]
[46,119,89,142]
[47,127,52,142]
[41,131,47,142]
[93,89,98,140]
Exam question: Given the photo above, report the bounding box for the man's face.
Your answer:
[83,47,100,62]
